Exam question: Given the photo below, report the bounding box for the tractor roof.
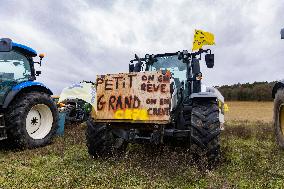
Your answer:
[12,42,37,57]
[0,38,37,57]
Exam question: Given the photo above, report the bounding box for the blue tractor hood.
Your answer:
[0,38,37,57]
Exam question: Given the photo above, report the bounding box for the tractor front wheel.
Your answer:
[86,119,127,158]
[190,100,221,166]
[273,89,284,148]
[5,92,58,149]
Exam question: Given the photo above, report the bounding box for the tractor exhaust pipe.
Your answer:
[281,28,284,39]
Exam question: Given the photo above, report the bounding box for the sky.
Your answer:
[0,0,283,94]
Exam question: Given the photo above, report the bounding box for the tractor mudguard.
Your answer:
[2,81,53,108]
[272,80,284,99]
[190,86,224,102]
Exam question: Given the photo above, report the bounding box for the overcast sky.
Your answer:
[0,0,283,94]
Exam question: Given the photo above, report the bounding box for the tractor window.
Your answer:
[0,50,31,83]
[149,55,187,87]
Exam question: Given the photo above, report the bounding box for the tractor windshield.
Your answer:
[0,50,31,83]
[148,55,187,87]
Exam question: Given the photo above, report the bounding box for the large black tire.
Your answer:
[190,100,221,165]
[273,89,284,148]
[64,99,90,124]
[65,104,77,123]
[5,92,59,149]
[86,119,127,158]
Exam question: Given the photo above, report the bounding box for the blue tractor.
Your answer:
[273,28,284,148]
[0,38,58,148]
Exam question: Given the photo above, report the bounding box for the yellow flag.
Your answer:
[192,30,215,51]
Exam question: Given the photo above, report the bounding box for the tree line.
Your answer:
[217,81,277,101]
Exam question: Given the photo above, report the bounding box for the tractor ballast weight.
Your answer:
[0,38,58,148]
[86,47,225,164]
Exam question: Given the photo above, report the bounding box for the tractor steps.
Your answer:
[0,114,7,140]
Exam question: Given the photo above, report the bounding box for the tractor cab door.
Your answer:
[0,50,32,105]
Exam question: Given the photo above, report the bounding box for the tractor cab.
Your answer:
[0,38,43,105]
[129,50,215,110]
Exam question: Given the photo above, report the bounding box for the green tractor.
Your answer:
[0,38,58,148]
[272,28,284,148]
[86,45,225,164]
[62,98,92,124]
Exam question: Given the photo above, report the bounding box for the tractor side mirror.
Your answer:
[192,58,200,74]
[281,28,284,39]
[35,71,41,76]
[205,54,214,68]
[129,63,135,72]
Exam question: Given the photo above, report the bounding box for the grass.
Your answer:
[0,101,283,188]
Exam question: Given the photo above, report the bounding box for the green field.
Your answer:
[1,102,284,188]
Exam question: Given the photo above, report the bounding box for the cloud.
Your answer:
[0,0,283,94]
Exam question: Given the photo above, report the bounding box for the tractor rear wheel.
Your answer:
[86,119,127,158]
[273,89,284,148]
[5,92,58,149]
[190,100,221,166]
